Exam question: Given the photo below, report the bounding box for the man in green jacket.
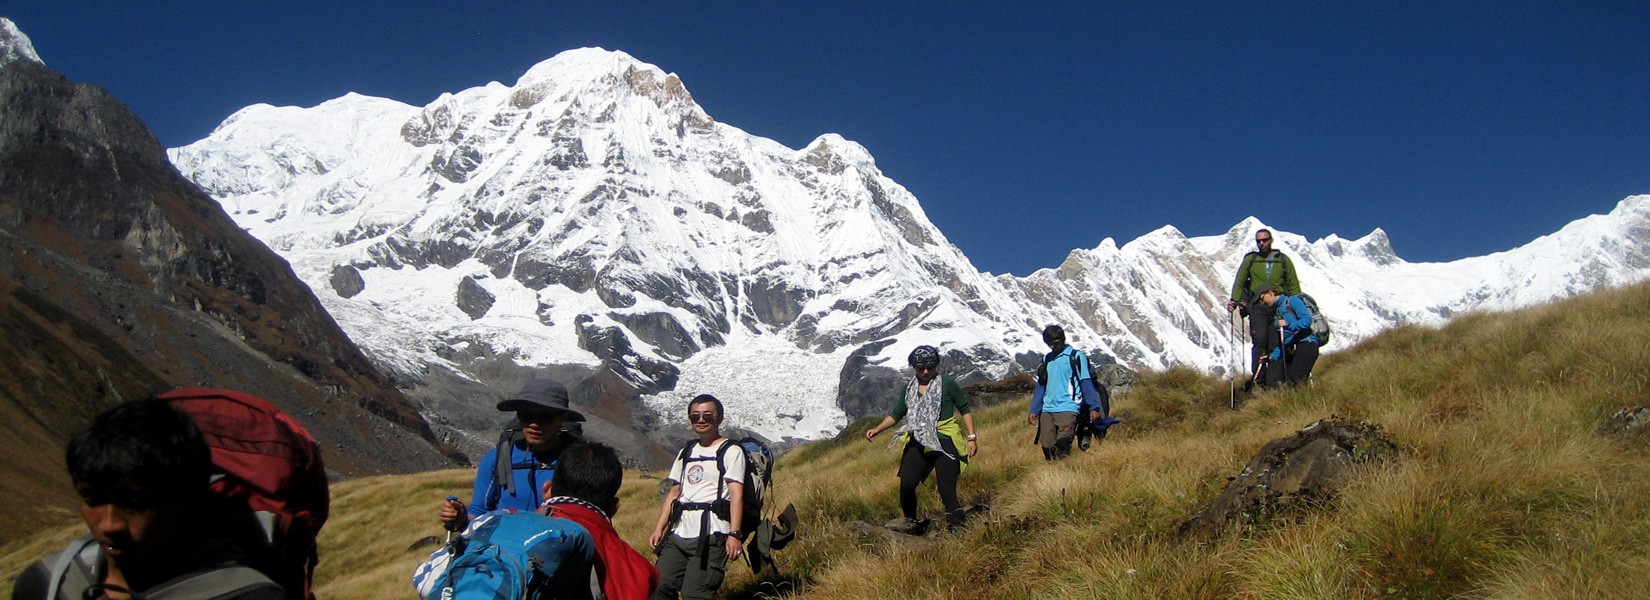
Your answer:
[1226,228,1300,388]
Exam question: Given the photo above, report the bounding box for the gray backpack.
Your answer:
[1291,293,1332,347]
[42,534,281,600]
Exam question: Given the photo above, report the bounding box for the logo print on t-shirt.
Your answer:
[685,463,707,485]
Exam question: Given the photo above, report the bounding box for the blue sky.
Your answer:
[9,2,1647,276]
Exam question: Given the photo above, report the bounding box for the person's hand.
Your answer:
[864,426,878,441]
[1089,409,1101,421]
[724,534,745,562]
[1277,318,1288,328]
[1027,413,1037,426]
[648,528,665,549]
[966,438,978,458]
[438,497,467,531]
[1226,300,1238,312]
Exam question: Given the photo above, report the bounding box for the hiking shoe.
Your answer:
[884,517,920,534]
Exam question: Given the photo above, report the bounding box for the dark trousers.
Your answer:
[653,533,726,600]
[1283,341,1320,386]
[1247,300,1283,387]
[898,437,964,528]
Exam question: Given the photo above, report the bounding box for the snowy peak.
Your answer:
[0,18,43,66]
[168,46,1650,452]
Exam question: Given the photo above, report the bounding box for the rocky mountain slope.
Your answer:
[0,19,456,543]
[167,47,1650,457]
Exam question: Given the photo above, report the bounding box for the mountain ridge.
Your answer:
[166,47,1650,457]
[0,18,458,542]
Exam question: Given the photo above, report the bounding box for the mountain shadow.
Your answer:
[0,30,457,544]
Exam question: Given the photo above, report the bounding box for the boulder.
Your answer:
[1178,417,1397,538]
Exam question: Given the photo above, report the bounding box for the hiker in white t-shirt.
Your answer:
[648,394,745,600]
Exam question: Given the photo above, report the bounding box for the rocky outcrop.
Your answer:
[1178,418,1397,538]
[1600,407,1650,447]
[455,275,495,320]
[0,37,457,544]
[330,264,365,298]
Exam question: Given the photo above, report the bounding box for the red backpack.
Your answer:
[157,388,330,600]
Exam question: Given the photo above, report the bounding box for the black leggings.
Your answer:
[898,437,963,527]
[1284,341,1320,385]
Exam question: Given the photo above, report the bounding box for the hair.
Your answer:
[1256,228,1273,238]
[688,393,723,417]
[67,399,212,506]
[1042,324,1066,345]
[551,442,623,509]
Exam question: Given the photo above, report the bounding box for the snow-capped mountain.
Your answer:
[169,48,1650,453]
[0,18,42,66]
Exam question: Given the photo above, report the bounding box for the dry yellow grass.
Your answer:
[4,280,1649,599]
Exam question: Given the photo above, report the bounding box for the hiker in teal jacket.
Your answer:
[1227,229,1301,388]
[1028,325,1103,460]
[1260,286,1320,386]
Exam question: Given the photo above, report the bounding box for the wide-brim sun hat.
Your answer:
[495,378,586,422]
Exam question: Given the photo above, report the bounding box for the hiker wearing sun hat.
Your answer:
[438,378,586,531]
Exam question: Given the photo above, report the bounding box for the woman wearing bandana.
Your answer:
[864,345,978,534]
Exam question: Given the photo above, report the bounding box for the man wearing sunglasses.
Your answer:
[1226,228,1300,389]
[438,378,585,532]
[648,394,744,600]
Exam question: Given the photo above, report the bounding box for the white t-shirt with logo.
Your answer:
[668,439,746,539]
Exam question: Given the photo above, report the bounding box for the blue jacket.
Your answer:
[1031,345,1101,415]
[1269,294,1321,360]
[467,439,560,517]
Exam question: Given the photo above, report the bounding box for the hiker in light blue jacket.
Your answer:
[1259,285,1321,386]
[1028,325,1103,460]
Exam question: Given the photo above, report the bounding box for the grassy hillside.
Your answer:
[4,280,1648,598]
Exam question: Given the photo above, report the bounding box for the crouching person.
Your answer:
[649,394,744,600]
[11,400,284,600]
[540,442,660,600]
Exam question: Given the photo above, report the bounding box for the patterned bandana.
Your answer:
[891,375,953,459]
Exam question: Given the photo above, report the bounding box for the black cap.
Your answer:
[907,345,940,367]
[1254,283,1280,296]
[1042,324,1066,345]
[495,379,585,422]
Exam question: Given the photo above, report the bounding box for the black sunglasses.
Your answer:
[517,411,561,424]
[688,412,718,423]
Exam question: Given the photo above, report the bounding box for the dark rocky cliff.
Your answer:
[0,51,458,543]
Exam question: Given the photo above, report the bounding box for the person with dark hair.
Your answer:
[1029,325,1103,461]
[12,400,284,600]
[1227,228,1301,389]
[864,345,978,534]
[1257,285,1322,386]
[439,378,585,532]
[648,394,744,600]
[539,442,660,600]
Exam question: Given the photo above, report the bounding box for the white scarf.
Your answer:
[891,376,953,459]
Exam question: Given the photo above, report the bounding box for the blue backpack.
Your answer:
[414,510,594,600]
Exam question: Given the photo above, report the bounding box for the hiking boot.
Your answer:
[884,517,920,534]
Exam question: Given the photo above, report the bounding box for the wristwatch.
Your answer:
[966,434,978,441]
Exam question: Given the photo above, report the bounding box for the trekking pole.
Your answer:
[1228,310,1237,409]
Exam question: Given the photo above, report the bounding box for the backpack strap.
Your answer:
[1068,350,1083,399]
[142,566,281,600]
[494,428,518,495]
[45,534,98,600]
